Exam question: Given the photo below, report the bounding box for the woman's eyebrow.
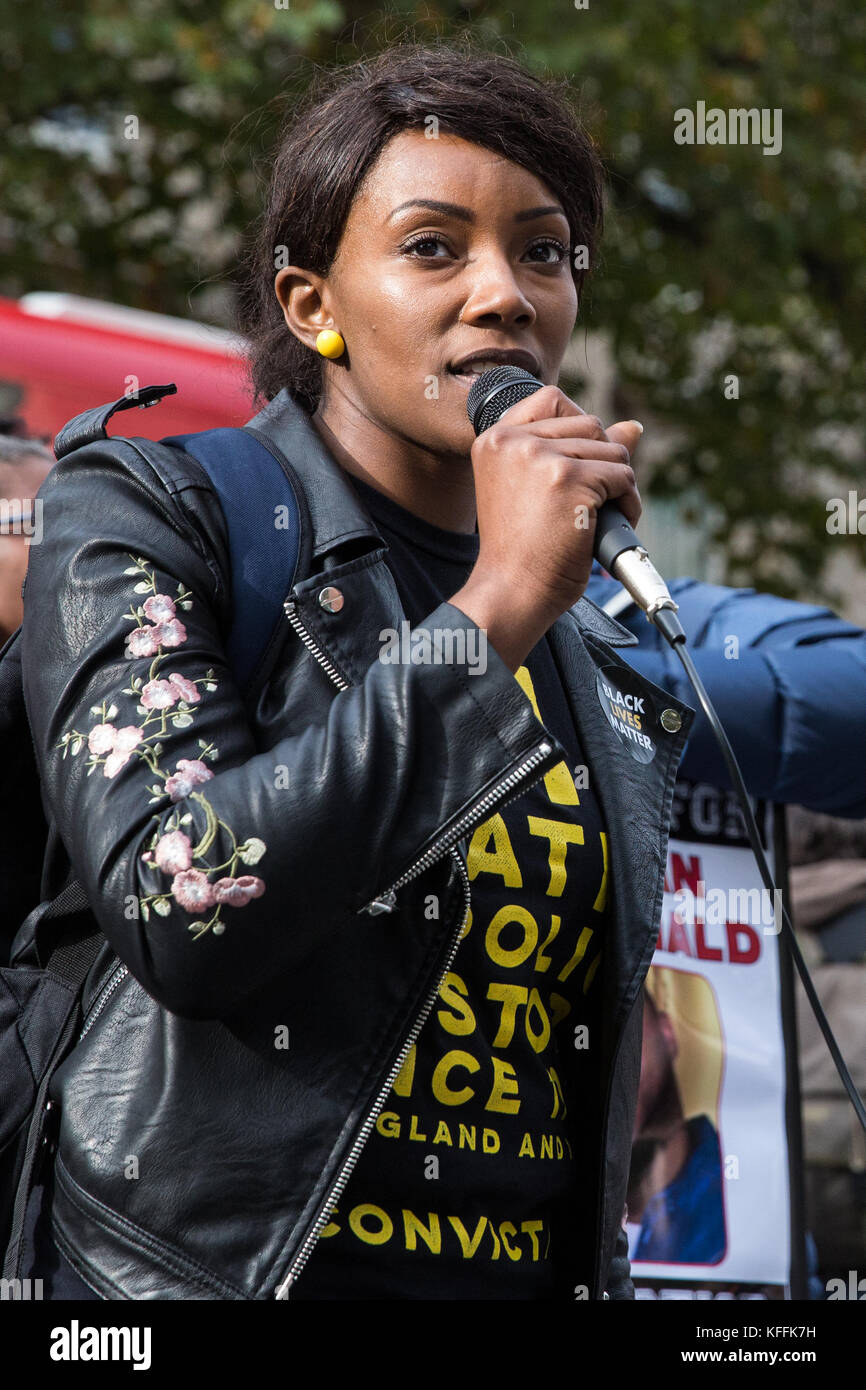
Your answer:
[387,198,567,224]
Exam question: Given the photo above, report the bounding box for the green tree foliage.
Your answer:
[0,0,862,598]
[515,0,866,599]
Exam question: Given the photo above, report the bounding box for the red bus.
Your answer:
[0,293,255,446]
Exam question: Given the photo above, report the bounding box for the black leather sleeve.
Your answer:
[21,439,565,1020]
[605,1224,635,1299]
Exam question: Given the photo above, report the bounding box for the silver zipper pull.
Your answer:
[363,890,397,915]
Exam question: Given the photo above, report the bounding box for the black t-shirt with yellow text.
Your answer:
[293,473,608,1300]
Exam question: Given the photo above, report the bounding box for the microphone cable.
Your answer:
[639,603,866,1138]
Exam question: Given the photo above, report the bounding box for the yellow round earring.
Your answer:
[315,329,345,360]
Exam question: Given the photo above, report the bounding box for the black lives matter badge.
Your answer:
[596,665,659,764]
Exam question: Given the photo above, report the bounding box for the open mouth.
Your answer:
[448,365,516,393]
[447,353,540,389]
[449,369,484,390]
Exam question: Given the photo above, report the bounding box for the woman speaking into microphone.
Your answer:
[17,39,692,1300]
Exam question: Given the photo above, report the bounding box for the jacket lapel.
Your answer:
[547,612,694,1051]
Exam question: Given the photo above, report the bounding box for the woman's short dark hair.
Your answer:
[236,36,607,413]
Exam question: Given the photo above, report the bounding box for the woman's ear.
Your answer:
[273,266,335,351]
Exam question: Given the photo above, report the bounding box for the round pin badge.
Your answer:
[596,665,659,764]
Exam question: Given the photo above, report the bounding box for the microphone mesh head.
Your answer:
[466,365,543,434]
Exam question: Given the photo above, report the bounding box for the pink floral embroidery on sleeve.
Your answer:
[56,554,266,940]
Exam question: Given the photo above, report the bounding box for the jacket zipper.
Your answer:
[275,594,559,1297]
[356,742,556,916]
[283,596,352,692]
[79,962,129,1041]
[274,847,472,1298]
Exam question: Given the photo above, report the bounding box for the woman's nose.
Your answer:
[459,253,537,326]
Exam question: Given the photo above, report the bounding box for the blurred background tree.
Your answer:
[1,0,863,602]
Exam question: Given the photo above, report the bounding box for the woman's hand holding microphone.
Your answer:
[450,385,644,673]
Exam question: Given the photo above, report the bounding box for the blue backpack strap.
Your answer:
[160,426,311,695]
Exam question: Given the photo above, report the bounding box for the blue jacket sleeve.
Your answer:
[583,566,866,817]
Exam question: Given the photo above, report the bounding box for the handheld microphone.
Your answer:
[466,365,685,643]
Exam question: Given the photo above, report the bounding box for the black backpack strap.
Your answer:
[10,862,102,972]
[39,880,103,983]
[40,877,89,922]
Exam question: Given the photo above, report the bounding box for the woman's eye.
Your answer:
[526,238,568,264]
[403,234,451,258]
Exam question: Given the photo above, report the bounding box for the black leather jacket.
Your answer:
[15,387,694,1300]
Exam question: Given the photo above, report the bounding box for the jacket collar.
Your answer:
[248,388,640,650]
